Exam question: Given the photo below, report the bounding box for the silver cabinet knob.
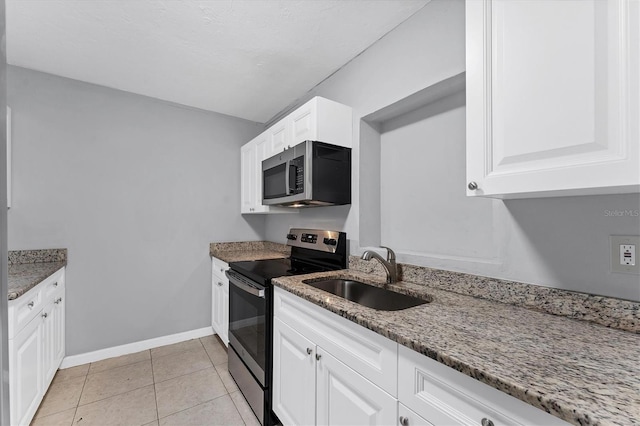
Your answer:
[468,181,478,190]
[28,301,35,309]
[220,268,224,273]
[306,348,312,355]
[53,282,58,287]
[42,313,48,319]
[217,282,223,287]
[399,416,409,426]
[55,297,63,304]
[315,353,322,361]
[481,418,494,426]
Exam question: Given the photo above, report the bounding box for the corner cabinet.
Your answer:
[466,0,640,198]
[273,287,570,426]
[241,96,352,214]
[211,256,229,346]
[8,267,66,426]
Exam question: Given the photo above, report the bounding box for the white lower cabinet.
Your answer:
[272,317,316,426]
[274,287,570,426]
[211,257,229,346]
[316,348,396,426]
[9,313,44,426]
[8,267,66,426]
[273,316,395,426]
[398,339,570,426]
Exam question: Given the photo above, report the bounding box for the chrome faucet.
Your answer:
[361,246,398,284]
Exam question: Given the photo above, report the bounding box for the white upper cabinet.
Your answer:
[466,0,639,198]
[240,132,294,214]
[266,96,353,155]
[240,96,352,214]
[269,118,288,155]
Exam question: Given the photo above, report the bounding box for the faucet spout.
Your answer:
[361,247,398,284]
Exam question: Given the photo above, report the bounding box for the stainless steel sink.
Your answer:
[302,278,429,311]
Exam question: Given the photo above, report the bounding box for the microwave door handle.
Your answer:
[284,160,291,195]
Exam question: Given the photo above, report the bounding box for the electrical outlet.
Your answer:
[611,236,640,274]
[620,244,636,266]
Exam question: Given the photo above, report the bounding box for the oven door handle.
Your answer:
[225,270,265,298]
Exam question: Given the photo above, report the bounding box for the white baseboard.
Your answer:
[60,326,215,369]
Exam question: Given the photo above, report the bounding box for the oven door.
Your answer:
[226,270,267,386]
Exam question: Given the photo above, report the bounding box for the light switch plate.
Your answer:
[610,235,640,274]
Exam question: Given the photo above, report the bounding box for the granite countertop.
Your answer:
[8,249,68,301]
[272,270,640,426]
[210,241,290,263]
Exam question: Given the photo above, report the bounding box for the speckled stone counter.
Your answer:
[272,270,640,426]
[210,241,290,263]
[8,249,67,300]
[348,257,639,333]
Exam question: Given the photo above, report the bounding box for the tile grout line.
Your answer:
[151,349,160,424]
[70,370,90,425]
[154,364,218,385]
[150,339,207,361]
[228,392,250,426]
[156,392,238,422]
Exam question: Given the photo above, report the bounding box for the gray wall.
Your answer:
[0,0,9,422]
[265,0,640,301]
[7,66,264,355]
[265,0,466,248]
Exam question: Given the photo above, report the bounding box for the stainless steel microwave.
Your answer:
[262,140,351,207]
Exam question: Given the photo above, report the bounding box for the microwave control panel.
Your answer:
[291,156,305,194]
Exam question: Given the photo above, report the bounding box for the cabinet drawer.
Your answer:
[41,268,65,301]
[398,345,569,426]
[8,286,42,340]
[212,257,229,277]
[398,403,434,426]
[274,287,398,396]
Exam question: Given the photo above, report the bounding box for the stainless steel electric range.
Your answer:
[225,228,348,425]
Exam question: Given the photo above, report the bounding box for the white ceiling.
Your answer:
[7,0,428,123]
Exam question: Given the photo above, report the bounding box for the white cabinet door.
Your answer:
[240,142,256,214]
[272,317,316,426]
[211,258,229,346]
[212,279,229,346]
[221,283,229,346]
[252,136,271,214]
[269,118,289,154]
[466,0,639,198]
[290,101,317,145]
[212,279,224,339]
[316,348,397,426]
[10,313,43,426]
[41,303,57,386]
[51,293,65,372]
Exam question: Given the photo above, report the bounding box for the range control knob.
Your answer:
[323,238,337,246]
[286,234,297,241]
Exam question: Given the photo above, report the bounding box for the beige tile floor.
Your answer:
[31,336,260,426]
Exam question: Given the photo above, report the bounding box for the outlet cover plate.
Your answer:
[610,235,640,274]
